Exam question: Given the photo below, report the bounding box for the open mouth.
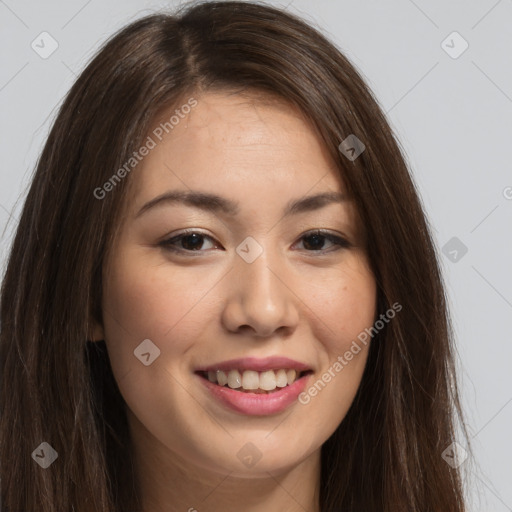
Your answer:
[196,369,313,394]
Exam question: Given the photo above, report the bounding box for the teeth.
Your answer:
[205,368,303,391]
[227,369,242,389]
[242,370,259,390]
[259,370,277,390]
[276,369,288,388]
[217,370,228,386]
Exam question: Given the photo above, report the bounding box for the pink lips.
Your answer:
[195,356,312,373]
[194,356,313,416]
[197,371,311,415]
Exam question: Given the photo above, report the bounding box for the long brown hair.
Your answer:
[0,1,470,510]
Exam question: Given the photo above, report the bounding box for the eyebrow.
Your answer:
[135,189,347,219]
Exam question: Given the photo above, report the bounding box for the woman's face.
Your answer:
[94,91,377,477]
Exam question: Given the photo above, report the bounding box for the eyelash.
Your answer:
[159,229,350,256]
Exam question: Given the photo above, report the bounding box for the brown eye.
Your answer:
[295,230,350,253]
[159,229,350,256]
[160,231,220,254]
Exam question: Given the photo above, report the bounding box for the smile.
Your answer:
[197,368,311,393]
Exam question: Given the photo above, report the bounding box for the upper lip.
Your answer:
[195,356,312,373]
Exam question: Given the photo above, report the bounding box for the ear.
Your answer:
[89,315,105,342]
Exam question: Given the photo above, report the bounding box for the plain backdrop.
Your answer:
[1,1,511,510]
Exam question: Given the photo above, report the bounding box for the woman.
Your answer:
[0,1,470,510]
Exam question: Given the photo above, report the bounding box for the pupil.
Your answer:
[182,234,203,250]
[303,234,324,250]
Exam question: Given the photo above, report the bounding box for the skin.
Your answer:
[92,91,377,512]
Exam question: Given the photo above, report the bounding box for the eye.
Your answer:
[159,230,219,254]
[294,230,350,253]
[159,229,350,255]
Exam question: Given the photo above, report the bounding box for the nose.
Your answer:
[221,247,300,338]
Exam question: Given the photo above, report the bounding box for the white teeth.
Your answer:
[286,369,297,385]
[227,369,242,389]
[259,370,277,390]
[205,368,304,391]
[241,370,259,389]
[217,370,228,386]
[276,369,288,387]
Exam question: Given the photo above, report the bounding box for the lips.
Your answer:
[195,356,312,373]
[195,356,312,393]
[196,364,313,415]
[194,356,314,406]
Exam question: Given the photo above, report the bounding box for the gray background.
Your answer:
[1,0,511,509]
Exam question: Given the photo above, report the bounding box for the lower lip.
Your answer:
[196,373,311,416]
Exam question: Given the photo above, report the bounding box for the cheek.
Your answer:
[99,251,221,435]
[300,255,377,351]
[335,267,376,347]
[100,249,215,375]
[296,256,376,420]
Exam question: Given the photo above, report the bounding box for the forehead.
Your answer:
[123,91,345,212]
